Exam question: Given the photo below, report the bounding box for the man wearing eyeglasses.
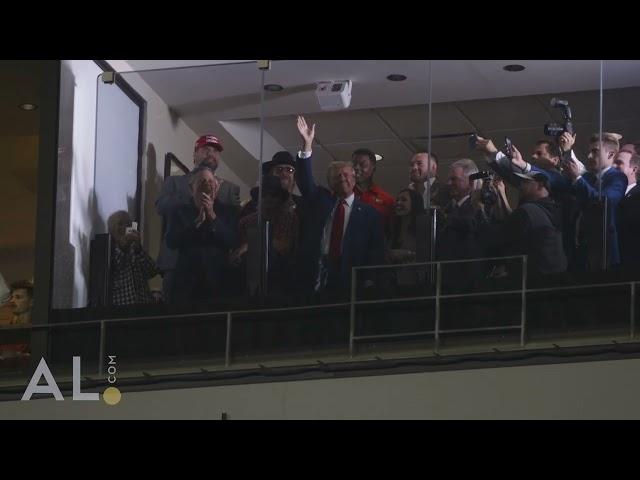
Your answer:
[240,151,302,219]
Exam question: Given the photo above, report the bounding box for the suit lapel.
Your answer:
[343,199,363,249]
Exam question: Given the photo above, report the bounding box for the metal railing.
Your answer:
[350,255,528,354]
[1,255,638,376]
[351,256,638,356]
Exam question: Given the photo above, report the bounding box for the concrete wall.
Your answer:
[3,357,640,419]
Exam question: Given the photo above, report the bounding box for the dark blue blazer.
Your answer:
[573,167,628,267]
[489,158,574,194]
[295,154,385,291]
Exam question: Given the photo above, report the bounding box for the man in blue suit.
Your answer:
[563,133,628,270]
[294,116,385,296]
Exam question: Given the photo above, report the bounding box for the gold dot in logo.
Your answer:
[103,387,122,406]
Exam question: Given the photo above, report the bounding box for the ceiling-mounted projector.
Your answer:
[316,80,352,111]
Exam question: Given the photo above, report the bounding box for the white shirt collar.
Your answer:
[338,193,355,207]
[599,166,612,177]
[425,177,436,188]
[456,195,470,207]
[626,182,637,195]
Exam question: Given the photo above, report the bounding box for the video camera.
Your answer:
[469,171,498,206]
[544,98,574,137]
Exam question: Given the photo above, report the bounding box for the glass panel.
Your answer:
[0,60,45,370]
[39,60,638,382]
[602,60,640,278]
[255,60,431,306]
[230,305,350,364]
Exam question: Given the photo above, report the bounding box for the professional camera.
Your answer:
[544,97,574,137]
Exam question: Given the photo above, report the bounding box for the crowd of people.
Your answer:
[107,116,640,307]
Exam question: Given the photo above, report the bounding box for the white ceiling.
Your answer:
[119,60,640,195]
[121,60,640,119]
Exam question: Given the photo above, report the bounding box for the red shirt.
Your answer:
[354,184,395,224]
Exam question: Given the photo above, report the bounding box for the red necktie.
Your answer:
[329,200,346,260]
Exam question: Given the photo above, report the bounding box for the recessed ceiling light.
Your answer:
[386,74,407,82]
[19,103,38,111]
[264,84,284,92]
[503,64,525,72]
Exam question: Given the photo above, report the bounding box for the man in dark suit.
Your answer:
[164,168,237,304]
[408,152,450,209]
[294,116,385,296]
[156,135,240,301]
[615,151,640,269]
[563,133,628,270]
[437,158,487,294]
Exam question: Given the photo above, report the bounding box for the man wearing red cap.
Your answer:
[156,134,240,301]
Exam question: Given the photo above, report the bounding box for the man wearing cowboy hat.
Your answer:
[240,150,302,219]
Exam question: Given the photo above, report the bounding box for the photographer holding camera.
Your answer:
[469,170,512,222]
[473,133,584,194]
[474,128,584,269]
[481,172,567,280]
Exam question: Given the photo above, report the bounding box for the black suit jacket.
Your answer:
[437,197,488,292]
[165,202,237,303]
[156,173,240,272]
[617,184,640,269]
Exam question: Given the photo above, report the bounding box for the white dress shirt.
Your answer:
[321,193,355,255]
